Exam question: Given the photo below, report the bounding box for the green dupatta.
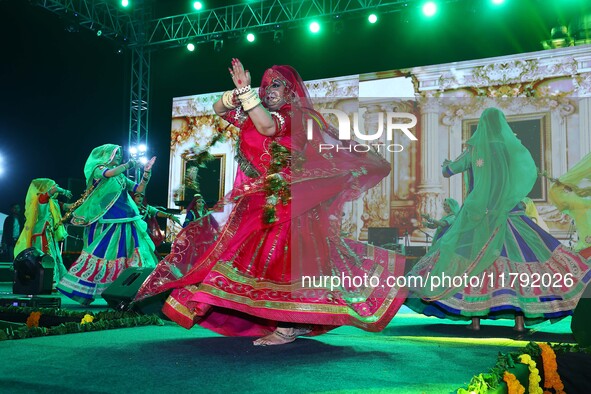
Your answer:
[71,144,134,226]
[420,108,537,299]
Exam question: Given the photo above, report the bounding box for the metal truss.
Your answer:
[128,46,151,180]
[35,0,150,167]
[35,0,138,42]
[147,0,432,48]
[34,0,448,157]
[36,0,444,48]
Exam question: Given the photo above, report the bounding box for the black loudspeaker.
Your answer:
[102,267,170,317]
[13,247,54,295]
[571,282,591,347]
[368,227,399,248]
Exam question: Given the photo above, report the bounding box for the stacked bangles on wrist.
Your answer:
[221,85,262,112]
[236,85,261,112]
[222,90,238,110]
[234,85,251,95]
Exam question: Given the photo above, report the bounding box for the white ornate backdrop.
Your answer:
[168,44,591,246]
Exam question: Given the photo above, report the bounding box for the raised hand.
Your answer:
[170,215,181,225]
[228,58,251,90]
[144,156,157,172]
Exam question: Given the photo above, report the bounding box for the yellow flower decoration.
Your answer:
[518,354,543,394]
[80,314,94,325]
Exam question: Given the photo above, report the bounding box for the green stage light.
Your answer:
[193,2,203,11]
[422,2,437,17]
[246,33,255,42]
[121,0,129,7]
[368,14,378,24]
[187,43,195,51]
[309,21,320,33]
[492,0,505,4]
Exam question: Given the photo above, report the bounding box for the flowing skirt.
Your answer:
[57,218,158,305]
[406,214,591,325]
[137,191,408,337]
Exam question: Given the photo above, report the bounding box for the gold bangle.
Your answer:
[238,88,261,112]
[222,90,237,110]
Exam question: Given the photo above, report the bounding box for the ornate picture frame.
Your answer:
[180,153,226,207]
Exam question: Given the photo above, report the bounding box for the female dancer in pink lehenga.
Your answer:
[135,59,407,345]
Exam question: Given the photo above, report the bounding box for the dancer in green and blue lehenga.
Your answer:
[57,144,159,305]
[406,108,591,331]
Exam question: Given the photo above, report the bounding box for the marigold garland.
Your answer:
[1,306,164,341]
[503,370,526,394]
[538,343,565,394]
[25,311,42,328]
[518,354,543,394]
[457,341,591,394]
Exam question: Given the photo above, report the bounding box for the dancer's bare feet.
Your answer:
[467,317,481,331]
[513,315,525,332]
[253,326,312,346]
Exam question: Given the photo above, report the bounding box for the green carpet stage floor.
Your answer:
[0,282,580,394]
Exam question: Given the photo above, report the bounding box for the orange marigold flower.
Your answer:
[538,343,565,394]
[26,311,42,328]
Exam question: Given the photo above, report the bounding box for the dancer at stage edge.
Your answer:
[547,151,591,253]
[57,144,159,305]
[132,191,181,248]
[14,179,72,288]
[182,193,217,229]
[177,192,220,255]
[135,59,407,345]
[406,107,591,331]
[421,197,460,245]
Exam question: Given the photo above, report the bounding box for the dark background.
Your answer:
[1,0,589,212]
